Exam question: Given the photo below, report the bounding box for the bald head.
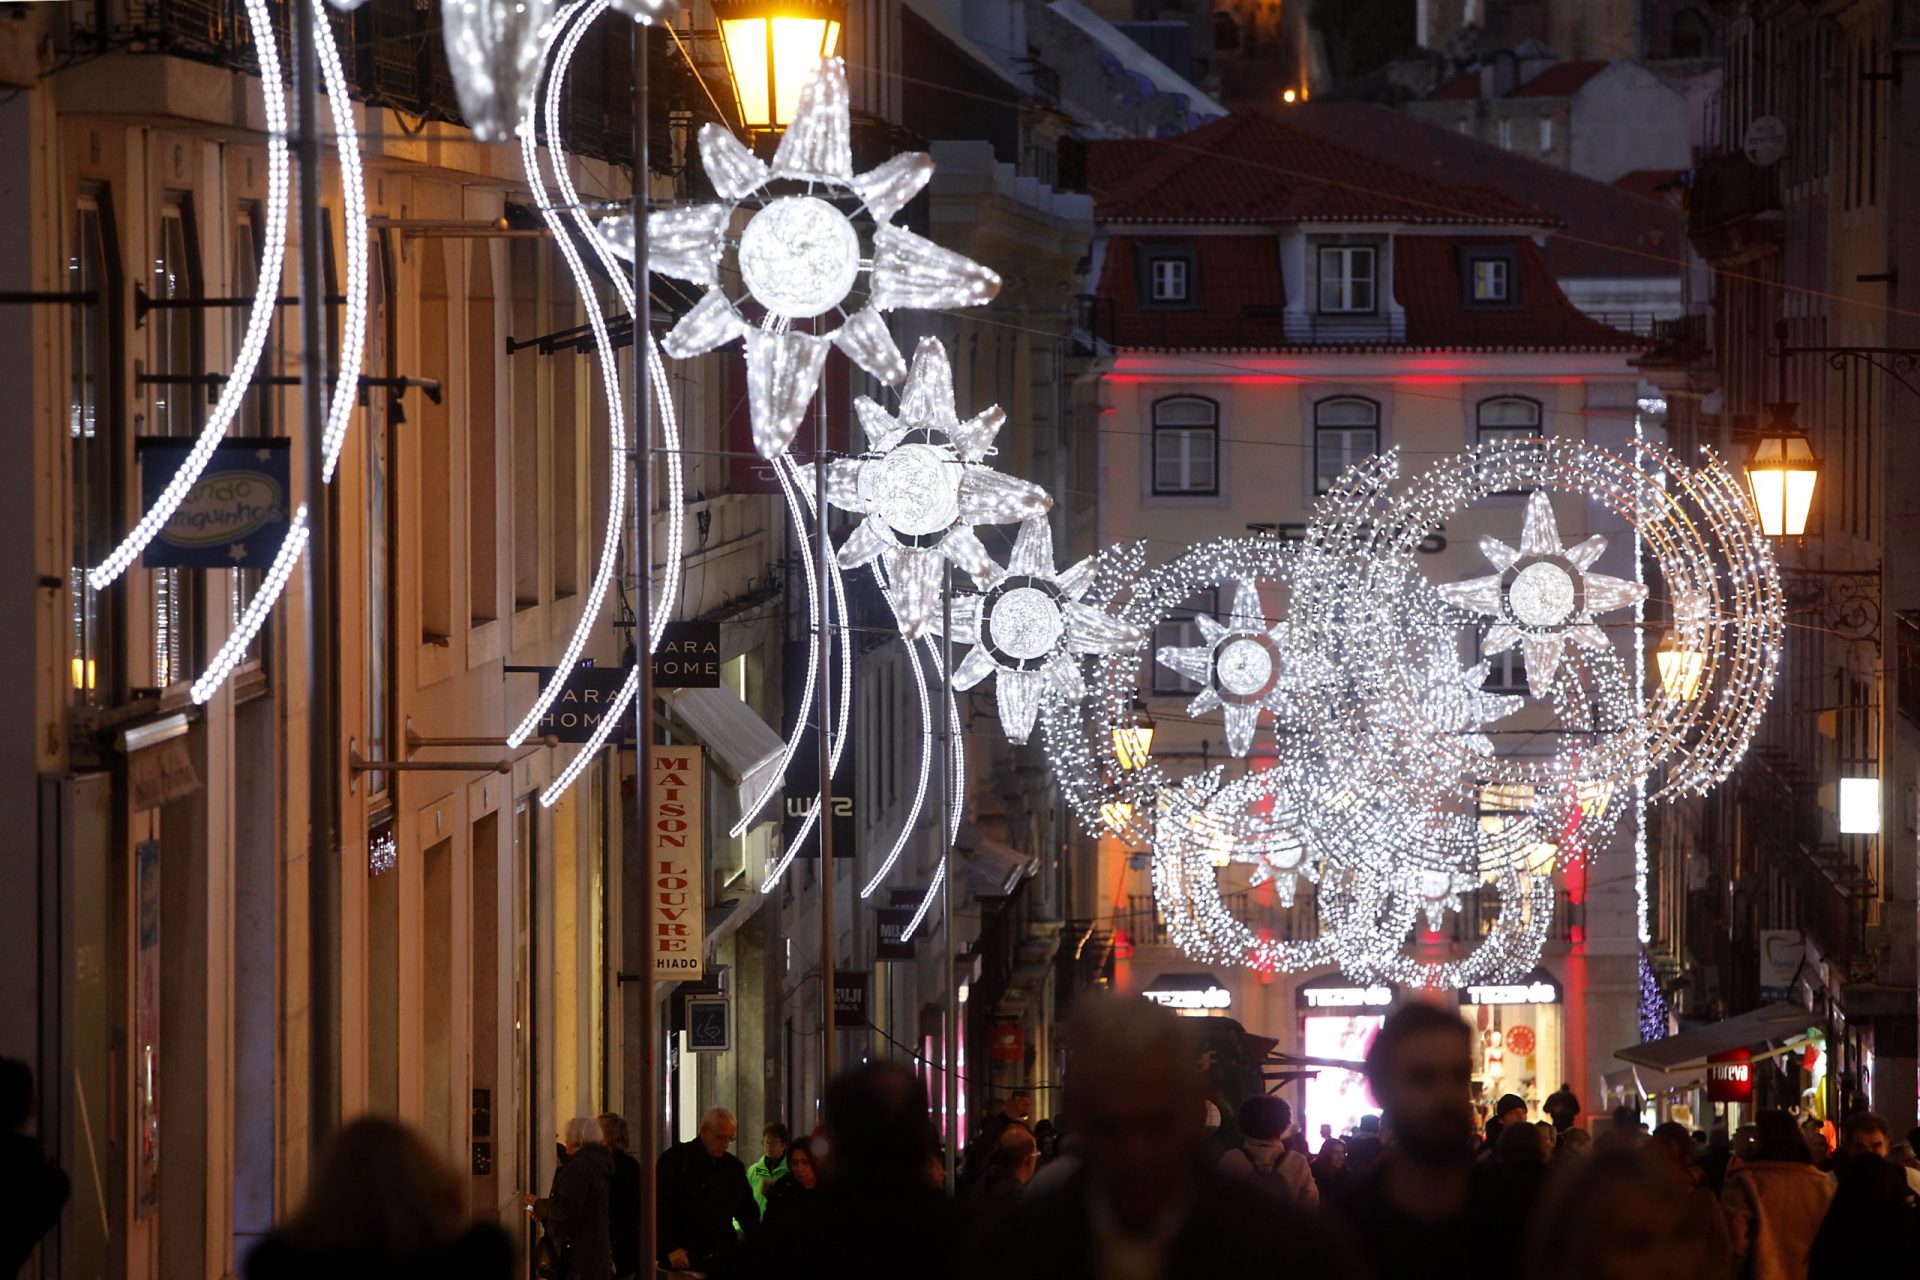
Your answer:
[990,1121,1040,1183]
[1065,995,1204,1227]
[698,1108,737,1158]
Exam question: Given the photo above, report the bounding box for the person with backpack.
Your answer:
[1218,1094,1318,1206]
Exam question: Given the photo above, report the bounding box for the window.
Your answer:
[1497,118,1513,150]
[1477,396,1543,448]
[1149,257,1189,303]
[1151,397,1218,495]
[1470,258,1510,303]
[70,194,119,706]
[467,242,499,625]
[151,198,201,689]
[1318,246,1376,313]
[1538,114,1554,153]
[1314,397,1379,495]
[1480,634,1526,694]
[1153,588,1218,694]
[365,233,395,798]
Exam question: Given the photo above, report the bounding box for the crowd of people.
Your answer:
[187,998,1920,1280]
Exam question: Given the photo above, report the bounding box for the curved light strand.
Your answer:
[857,565,934,898]
[193,0,363,703]
[93,0,290,590]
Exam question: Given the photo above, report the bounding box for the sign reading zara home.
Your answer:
[138,438,291,568]
[653,621,721,688]
[649,747,705,979]
[538,665,630,744]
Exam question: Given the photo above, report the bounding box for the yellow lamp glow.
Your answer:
[1745,404,1819,538]
[1656,630,1706,701]
[714,0,845,131]
[1099,800,1134,832]
[1110,696,1155,771]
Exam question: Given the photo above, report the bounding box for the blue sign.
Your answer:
[137,438,292,569]
[686,996,729,1053]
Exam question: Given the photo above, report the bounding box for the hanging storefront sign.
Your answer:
[685,995,730,1053]
[137,437,291,568]
[1707,1047,1753,1103]
[781,641,855,855]
[649,747,705,979]
[538,665,631,744]
[876,906,915,961]
[833,971,870,1030]
[1758,930,1806,993]
[989,1021,1024,1063]
[653,621,722,689]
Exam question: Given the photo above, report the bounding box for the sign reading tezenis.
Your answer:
[649,746,705,979]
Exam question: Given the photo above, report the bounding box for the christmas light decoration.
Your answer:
[606,58,1000,460]
[933,517,1144,744]
[827,338,1050,637]
[442,0,560,142]
[1154,578,1323,758]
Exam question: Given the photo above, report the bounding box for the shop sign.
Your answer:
[138,437,291,567]
[989,1022,1024,1063]
[1463,978,1560,1006]
[538,665,630,744]
[876,907,915,961]
[1758,930,1806,992]
[1298,984,1395,1010]
[833,971,869,1029]
[649,747,705,979]
[653,621,721,688]
[1143,972,1232,1011]
[1707,1047,1753,1103]
[686,995,730,1053]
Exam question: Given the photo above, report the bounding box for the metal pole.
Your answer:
[818,396,836,1098]
[295,0,341,1164]
[629,20,659,1280]
[940,568,957,1192]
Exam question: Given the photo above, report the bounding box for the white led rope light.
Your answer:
[194,0,362,704]
[93,0,289,591]
[858,566,935,899]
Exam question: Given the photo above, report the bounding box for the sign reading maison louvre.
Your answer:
[649,746,705,979]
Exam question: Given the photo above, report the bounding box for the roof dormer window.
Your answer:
[1461,245,1519,307]
[1318,245,1376,314]
[1138,245,1198,308]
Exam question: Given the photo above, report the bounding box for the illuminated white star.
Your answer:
[827,338,1050,637]
[933,517,1143,744]
[1155,578,1316,757]
[1407,646,1524,757]
[1436,490,1646,699]
[599,59,999,462]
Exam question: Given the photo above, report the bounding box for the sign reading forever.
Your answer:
[653,621,721,688]
[649,746,705,979]
[1707,1047,1753,1103]
[138,438,292,568]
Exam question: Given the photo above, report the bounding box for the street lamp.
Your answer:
[1111,695,1156,772]
[713,0,845,132]
[1656,630,1706,701]
[1744,403,1819,539]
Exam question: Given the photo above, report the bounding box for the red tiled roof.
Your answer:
[1428,71,1482,101]
[1085,112,1554,227]
[1613,168,1685,202]
[1507,59,1609,98]
[1393,235,1644,350]
[1096,235,1286,350]
[1275,104,1684,280]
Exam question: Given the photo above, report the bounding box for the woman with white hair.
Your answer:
[525,1115,614,1279]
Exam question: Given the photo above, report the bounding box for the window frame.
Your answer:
[1317,245,1378,314]
[1312,396,1381,496]
[1461,244,1520,308]
[1136,244,1199,311]
[1537,113,1554,153]
[1150,395,1221,497]
[149,193,204,691]
[70,188,124,708]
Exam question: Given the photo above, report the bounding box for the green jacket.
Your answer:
[746,1155,787,1214]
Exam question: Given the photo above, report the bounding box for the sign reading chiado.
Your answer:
[649,747,705,979]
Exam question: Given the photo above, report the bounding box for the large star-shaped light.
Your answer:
[827,338,1049,637]
[1436,490,1646,699]
[1409,646,1524,757]
[600,59,999,461]
[1155,579,1309,758]
[933,517,1143,744]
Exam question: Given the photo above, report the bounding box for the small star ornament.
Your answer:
[1407,646,1524,757]
[1436,490,1646,698]
[933,517,1144,744]
[827,338,1050,637]
[599,59,999,461]
[1155,578,1318,757]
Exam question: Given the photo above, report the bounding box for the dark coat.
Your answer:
[0,1133,70,1277]
[713,1171,960,1280]
[759,1174,817,1233]
[655,1139,758,1268]
[970,1164,1358,1280]
[607,1148,643,1277]
[243,1224,514,1280]
[538,1143,615,1280]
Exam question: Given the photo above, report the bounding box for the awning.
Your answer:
[663,686,785,829]
[1615,1002,1821,1071]
[964,835,1037,897]
[1602,1064,1704,1101]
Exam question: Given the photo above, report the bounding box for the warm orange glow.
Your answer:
[1282,88,1298,104]
[1111,724,1154,771]
[1745,409,1818,538]
[716,2,845,130]
[1656,630,1706,701]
